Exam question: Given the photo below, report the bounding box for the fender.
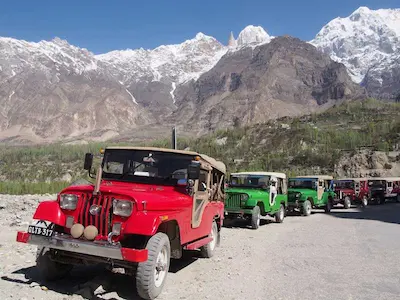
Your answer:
[33,201,66,226]
[124,212,172,236]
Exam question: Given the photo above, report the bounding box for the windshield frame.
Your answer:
[101,149,194,186]
[228,174,271,189]
[335,180,355,189]
[288,178,317,190]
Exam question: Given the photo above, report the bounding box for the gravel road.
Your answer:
[0,195,399,300]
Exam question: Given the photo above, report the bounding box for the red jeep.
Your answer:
[16,147,226,299]
[334,178,369,208]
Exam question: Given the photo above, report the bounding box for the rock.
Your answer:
[94,285,107,295]
[29,282,39,288]
[41,286,48,291]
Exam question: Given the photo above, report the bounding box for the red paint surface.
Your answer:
[16,231,30,243]
[121,248,148,262]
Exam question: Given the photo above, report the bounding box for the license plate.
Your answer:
[28,220,54,237]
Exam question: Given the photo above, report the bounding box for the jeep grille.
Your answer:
[225,193,245,208]
[78,193,113,237]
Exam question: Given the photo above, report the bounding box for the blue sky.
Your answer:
[0,0,398,54]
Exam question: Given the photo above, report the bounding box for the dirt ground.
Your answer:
[0,194,399,300]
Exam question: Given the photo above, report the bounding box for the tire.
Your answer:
[301,200,312,216]
[325,198,332,213]
[136,233,171,300]
[379,196,385,205]
[250,206,261,229]
[361,196,368,207]
[344,196,351,209]
[36,247,72,281]
[275,204,285,223]
[396,194,400,203]
[200,220,218,258]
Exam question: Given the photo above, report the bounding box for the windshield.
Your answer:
[288,178,316,189]
[335,180,354,189]
[229,175,270,188]
[101,149,193,185]
[368,180,385,187]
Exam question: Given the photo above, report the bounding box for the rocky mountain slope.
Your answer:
[0,37,150,143]
[311,7,400,98]
[169,36,364,133]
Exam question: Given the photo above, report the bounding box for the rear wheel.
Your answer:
[379,196,385,205]
[136,233,171,300]
[396,194,400,203]
[344,196,351,209]
[250,206,261,229]
[36,247,72,281]
[275,204,285,223]
[200,220,218,258]
[301,200,312,216]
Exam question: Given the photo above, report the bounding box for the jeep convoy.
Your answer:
[14,145,400,299]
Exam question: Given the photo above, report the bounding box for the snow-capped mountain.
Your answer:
[311,7,400,83]
[237,25,273,47]
[0,37,149,143]
[97,33,227,85]
[362,52,400,99]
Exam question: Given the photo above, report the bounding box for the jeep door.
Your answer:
[191,168,210,229]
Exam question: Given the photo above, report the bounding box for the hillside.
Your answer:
[0,99,399,194]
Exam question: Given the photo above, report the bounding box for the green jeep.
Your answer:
[224,172,288,229]
[287,175,336,216]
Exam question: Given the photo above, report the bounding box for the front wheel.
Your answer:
[301,200,312,216]
[325,198,333,213]
[36,247,72,281]
[250,206,261,229]
[136,233,171,300]
[200,220,219,258]
[344,196,351,209]
[275,204,285,223]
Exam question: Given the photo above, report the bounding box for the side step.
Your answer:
[184,237,212,250]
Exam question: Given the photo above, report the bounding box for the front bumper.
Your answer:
[16,231,148,263]
[224,207,253,215]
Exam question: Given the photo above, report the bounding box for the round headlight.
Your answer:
[240,194,249,202]
[113,199,133,217]
[60,194,78,210]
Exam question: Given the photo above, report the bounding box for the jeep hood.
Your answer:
[226,187,268,196]
[61,181,192,212]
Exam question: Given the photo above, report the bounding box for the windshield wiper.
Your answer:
[118,162,145,179]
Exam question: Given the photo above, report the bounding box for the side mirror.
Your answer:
[187,161,201,180]
[84,153,93,171]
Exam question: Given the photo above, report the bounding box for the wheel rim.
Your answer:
[256,212,260,226]
[209,224,217,251]
[154,246,168,288]
[363,197,367,206]
[306,203,311,214]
